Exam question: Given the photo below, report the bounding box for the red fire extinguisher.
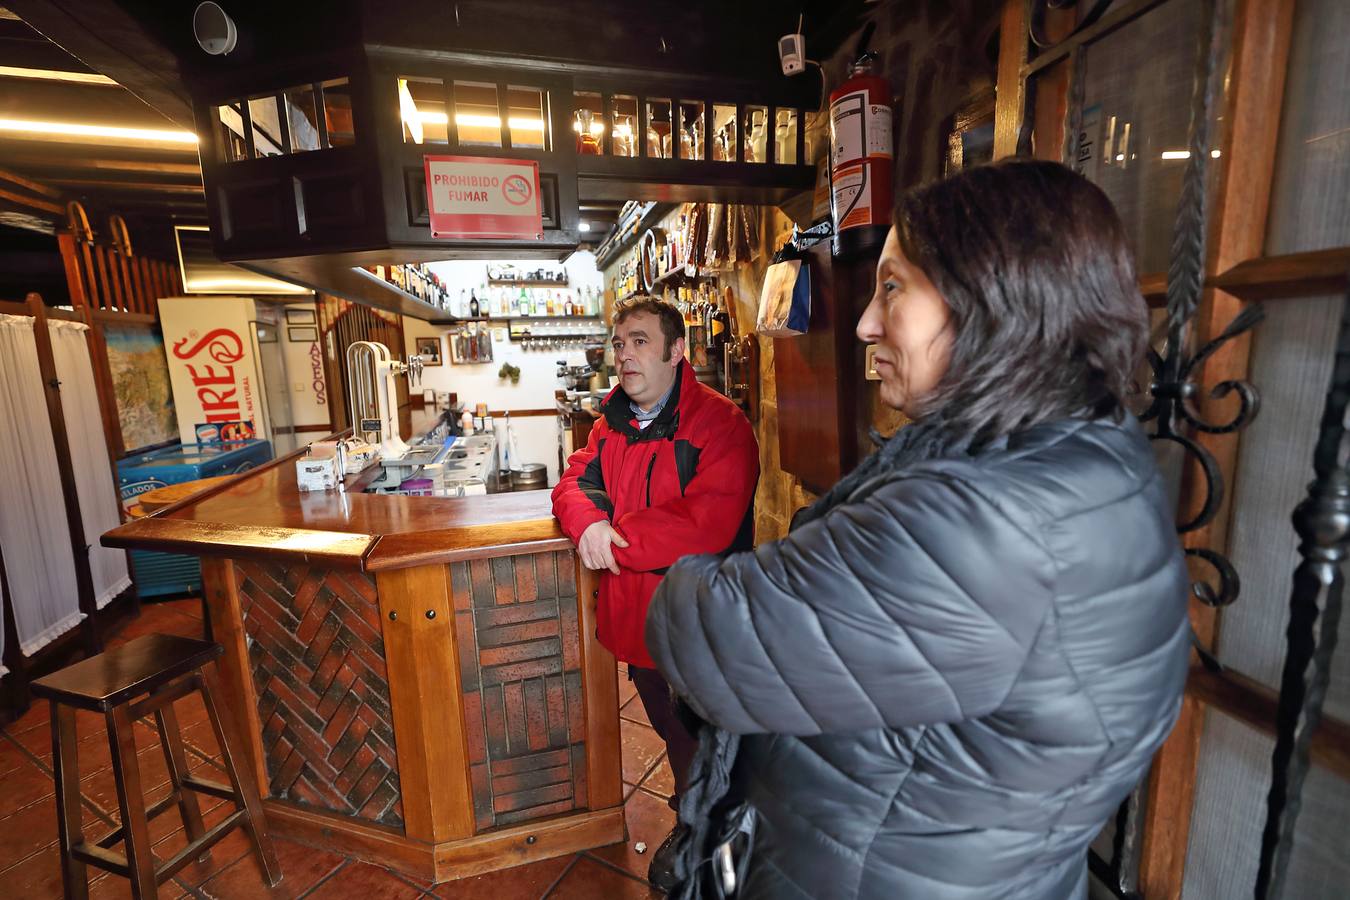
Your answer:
[829,47,892,258]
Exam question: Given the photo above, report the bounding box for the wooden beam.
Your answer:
[0,185,63,215]
[2,0,194,129]
[46,179,203,194]
[1138,1,1298,897]
[992,0,1030,159]
[0,166,62,198]
[1187,664,1350,781]
[1212,248,1350,301]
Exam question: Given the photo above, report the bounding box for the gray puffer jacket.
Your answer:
[645,417,1190,899]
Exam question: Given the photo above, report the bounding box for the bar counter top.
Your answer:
[103,417,562,572]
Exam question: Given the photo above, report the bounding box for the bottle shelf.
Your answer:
[488,279,571,287]
[429,314,603,326]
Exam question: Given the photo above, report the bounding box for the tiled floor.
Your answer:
[0,598,675,898]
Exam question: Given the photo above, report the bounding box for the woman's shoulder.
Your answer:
[948,415,1161,524]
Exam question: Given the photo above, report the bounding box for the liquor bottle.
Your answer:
[456,289,467,318]
[478,283,490,316]
[534,290,547,317]
[516,287,528,317]
[469,290,480,318]
[564,293,574,316]
[546,292,556,317]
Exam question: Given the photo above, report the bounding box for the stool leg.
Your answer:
[51,702,89,900]
[108,704,158,899]
[199,661,282,887]
[154,703,208,861]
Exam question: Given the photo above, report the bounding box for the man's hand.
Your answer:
[578,520,629,575]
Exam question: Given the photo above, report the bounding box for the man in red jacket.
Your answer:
[552,296,758,890]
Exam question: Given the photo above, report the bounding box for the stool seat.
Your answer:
[31,634,222,712]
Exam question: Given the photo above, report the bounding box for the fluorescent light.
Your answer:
[0,118,198,145]
[1160,149,1224,160]
[0,65,117,85]
[412,111,546,131]
[579,222,591,232]
[1116,154,1125,161]
[397,79,424,144]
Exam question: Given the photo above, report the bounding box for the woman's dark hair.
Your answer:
[894,158,1147,445]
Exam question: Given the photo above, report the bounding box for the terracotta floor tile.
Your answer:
[0,734,41,780]
[199,835,345,899]
[78,745,173,817]
[619,694,651,727]
[2,702,51,738]
[0,757,54,818]
[303,860,423,899]
[171,809,254,888]
[11,716,121,772]
[588,786,676,882]
[0,798,59,868]
[623,781,638,801]
[545,856,662,899]
[0,842,65,898]
[86,871,194,899]
[619,720,665,786]
[432,853,574,898]
[639,757,675,801]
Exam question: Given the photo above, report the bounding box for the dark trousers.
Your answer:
[630,664,698,811]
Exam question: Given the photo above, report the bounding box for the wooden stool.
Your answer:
[31,634,281,899]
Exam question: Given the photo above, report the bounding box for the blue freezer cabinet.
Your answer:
[116,440,273,597]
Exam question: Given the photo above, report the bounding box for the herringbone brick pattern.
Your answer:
[453,549,588,830]
[236,560,403,827]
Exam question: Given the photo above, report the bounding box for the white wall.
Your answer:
[277,301,331,428]
[403,252,607,484]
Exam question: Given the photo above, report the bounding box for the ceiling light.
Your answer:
[1159,150,1224,160]
[411,111,546,131]
[0,66,117,85]
[579,222,591,232]
[0,118,198,146]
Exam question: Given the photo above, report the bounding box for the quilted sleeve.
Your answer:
[644,472,1056,735]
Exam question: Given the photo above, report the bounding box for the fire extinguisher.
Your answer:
[829,34,892,258]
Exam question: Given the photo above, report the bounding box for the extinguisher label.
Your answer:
[832,164,873,231]
[830,90,894,165]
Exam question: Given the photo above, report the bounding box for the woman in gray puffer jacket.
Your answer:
[645,160,1190,899]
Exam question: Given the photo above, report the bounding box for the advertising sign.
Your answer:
[423,155,543,240]
[158,297,265,445]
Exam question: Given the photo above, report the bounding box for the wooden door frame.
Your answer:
[994,0,1350,897]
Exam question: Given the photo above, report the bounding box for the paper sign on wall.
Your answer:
[423,155,543,240]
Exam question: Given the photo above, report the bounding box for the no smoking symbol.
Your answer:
[502,175,532,206]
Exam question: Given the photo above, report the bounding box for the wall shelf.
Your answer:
[429,314,603,326]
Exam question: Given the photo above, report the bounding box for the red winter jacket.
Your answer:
[552,359,759,667]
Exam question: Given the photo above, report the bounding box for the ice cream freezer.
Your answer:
[116,439,273,597]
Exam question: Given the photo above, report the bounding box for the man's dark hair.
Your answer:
[614,296,686,361]
[894,158,1148,446]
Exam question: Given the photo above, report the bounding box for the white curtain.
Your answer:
[0,314,83,654]
[48,319,131,608]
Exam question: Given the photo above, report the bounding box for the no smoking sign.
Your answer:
[423,155,543,240]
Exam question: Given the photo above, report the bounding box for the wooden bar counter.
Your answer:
[101,434,622,883]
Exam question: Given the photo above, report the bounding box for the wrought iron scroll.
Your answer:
[1073,0,1258,895]
[1254,281,1350,899]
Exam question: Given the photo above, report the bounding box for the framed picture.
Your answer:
[416,335,443,366]
[285,307,317,324]
[288,326,319,342]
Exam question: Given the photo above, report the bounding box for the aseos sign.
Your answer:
[423,155,543,240]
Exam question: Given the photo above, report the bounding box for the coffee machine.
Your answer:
[584,342,607,393]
